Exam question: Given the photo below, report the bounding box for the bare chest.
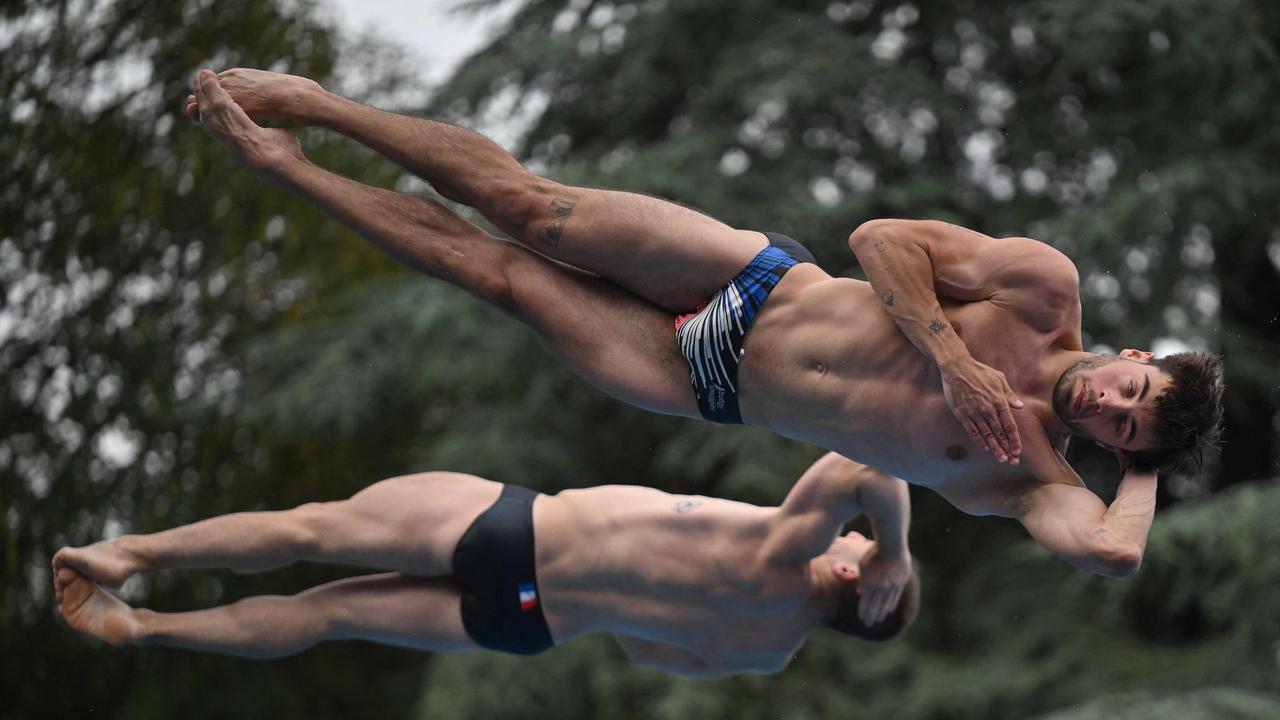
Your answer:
[742,284,1060,490]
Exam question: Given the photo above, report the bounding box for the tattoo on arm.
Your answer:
[672,499,703,513]
[881,289,894,306]
[928,318,948,335]
[874,239,887,252]
[540,198,576,246]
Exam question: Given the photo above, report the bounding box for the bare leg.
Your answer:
[53,473,504,588]
[205,69,772,311]
[190,71,698,417]
[57,568,474,657]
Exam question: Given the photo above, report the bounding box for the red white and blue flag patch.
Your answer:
[518,582,538,611]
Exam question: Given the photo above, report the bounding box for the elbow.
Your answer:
[848,219,900,254]
[1089,542,1144,578]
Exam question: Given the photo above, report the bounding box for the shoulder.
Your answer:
[984,237,1081,331]
[993,238,1079,292]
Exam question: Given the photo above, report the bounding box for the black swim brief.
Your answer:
[674,232,815,424]
[452,484,554,655]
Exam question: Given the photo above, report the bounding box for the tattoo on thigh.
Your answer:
[929,318,948,335]
[540,198,576,246]
[881,289,894,306]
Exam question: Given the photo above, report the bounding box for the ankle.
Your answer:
[131,607,158,645]
[301,86,346,129]
[115,535,153,574]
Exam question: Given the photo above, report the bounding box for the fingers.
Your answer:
[998,406,1021,464]
[858,585,902,626]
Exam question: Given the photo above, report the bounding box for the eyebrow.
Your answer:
[1127,374,1150,443]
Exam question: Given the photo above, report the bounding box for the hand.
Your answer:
[941,358,1024,463]
[186,67,324,125]
[189,70,305,184]
[855,543,911,626]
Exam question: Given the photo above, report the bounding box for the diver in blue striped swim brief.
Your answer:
[675,232,816,424]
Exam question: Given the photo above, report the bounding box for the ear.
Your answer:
[833,561,859,583]
[1119,348,1154,363]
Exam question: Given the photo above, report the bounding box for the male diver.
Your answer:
[184,69,1222,589]
[55,454,919,678]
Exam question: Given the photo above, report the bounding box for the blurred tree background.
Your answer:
[2,0,1277,718]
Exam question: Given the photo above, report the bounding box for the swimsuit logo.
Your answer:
[517,582,539,611]
[708,384,726,411]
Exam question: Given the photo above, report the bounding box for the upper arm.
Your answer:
[765,453,868,562]
[1014,482,1141,578]
[851,219,1080,323]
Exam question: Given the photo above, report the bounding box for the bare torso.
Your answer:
[737,264,1082,514]
[532,485,812,669]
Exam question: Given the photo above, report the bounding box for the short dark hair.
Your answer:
[829,557,922,641]
[1127,351,1224,474]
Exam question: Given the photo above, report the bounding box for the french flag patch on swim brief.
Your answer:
[518,582,539,611]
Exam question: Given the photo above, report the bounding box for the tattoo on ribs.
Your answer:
[881,289,894,306]
[929,318,948,335]
[672,499,703,514]
[540,198,576,246]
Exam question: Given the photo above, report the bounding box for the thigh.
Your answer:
[308,573,477,653]
[301,472,503,576]
[503,247,701,419]
[515,182,768,312]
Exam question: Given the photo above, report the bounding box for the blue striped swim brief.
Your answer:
[674,233,810,424]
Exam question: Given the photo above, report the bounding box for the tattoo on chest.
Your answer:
[672,499,703,513]
[881,289,894,306]
[928,318,948,335]
[540,198,576,246]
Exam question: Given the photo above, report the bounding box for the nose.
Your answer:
[1095,388,1127,414]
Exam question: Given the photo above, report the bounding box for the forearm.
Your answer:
[1097,471,1158,562]
[856,472,911,557]
[849,221,971,371]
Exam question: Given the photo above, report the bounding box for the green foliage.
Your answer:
[1034,688,1280,720]
[6,0,1279,718]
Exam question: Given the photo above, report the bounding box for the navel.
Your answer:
[814,361,827,375]
[946,445,968,461]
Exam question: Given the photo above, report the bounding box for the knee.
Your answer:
[285,502,339,555]
[478,175,563,244]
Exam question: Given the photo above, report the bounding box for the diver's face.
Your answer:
[1052,351,1170,453]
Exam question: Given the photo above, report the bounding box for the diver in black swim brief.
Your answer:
[55,460,919,676]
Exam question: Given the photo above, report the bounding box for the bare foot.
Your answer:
[53,538,144,589]
[186,67,324,125]
[56,568,141,647]
[191,70,305,183]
